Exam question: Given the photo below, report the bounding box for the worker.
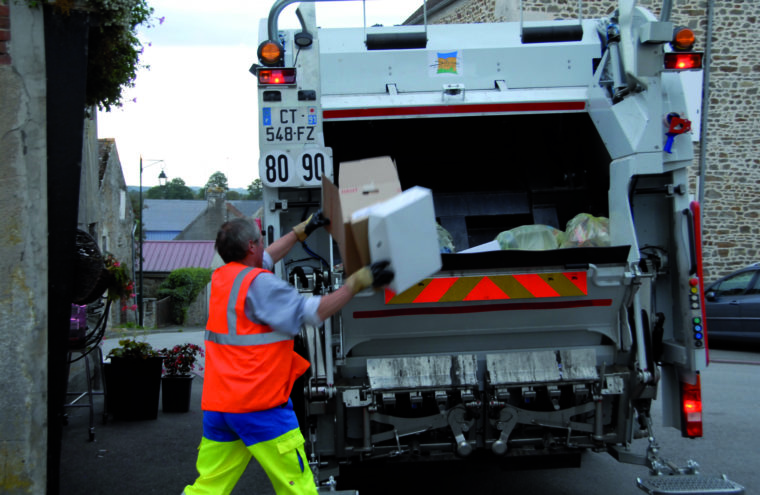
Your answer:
[183,213,393,495]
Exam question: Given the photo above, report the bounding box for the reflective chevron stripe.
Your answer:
[385,271,587,305]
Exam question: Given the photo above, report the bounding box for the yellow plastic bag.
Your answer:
[560,213,610,248]
[496,225,564,251]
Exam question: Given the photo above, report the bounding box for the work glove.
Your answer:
[345,261,395,295]
[293,209,330,242]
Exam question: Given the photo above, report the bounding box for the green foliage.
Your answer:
[26,0,157,110]
[86,0,157,110]
[158,343,205,376]
[158,267,212,324]
[146,177,195,199]
[247,178,263,200]
[104,252,136,305]
[107,338,159,360]
[226,190,242,200]
[204,171,229,192]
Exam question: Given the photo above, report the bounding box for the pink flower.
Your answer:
[121,305,127,311]
[129,304,137,311]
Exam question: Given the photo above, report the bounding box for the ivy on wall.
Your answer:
[22,0,157,110]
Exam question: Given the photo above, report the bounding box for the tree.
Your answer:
[145,177,195,200]
[247,178,263,200]
[226,190,242,200]
[204,171,229,192]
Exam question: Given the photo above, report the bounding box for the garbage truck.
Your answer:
[252,1,744,493]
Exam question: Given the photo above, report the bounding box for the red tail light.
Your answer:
[664,52,703,70]
[682,374,703,437]
[258,68,297,86]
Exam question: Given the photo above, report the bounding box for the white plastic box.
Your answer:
[364,186,441,294]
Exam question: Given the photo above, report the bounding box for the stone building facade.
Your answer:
[0,4,48,493]
[413,0,758,282]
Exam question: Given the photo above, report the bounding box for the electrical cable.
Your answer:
[302,241,330,269]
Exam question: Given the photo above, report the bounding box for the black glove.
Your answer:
[346,260,395,295]
[293,209,330,242]
[369,260,394,288]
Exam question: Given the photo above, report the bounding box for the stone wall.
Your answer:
[0,3,49,493]
[431,0,758,282]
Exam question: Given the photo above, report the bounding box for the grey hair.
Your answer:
[215,218,261,263]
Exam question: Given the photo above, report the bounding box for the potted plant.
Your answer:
[105,337,163,420]
[158,343,204,413]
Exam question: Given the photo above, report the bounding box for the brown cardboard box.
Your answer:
[322,156,402,276]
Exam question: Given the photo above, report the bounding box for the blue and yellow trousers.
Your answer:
[183,401,317,495]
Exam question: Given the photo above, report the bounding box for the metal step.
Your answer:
[637,474,744,495]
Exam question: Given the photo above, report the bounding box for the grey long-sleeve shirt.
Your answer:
[243,252,322,336]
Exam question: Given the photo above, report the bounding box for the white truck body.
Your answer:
[254,2,743,493]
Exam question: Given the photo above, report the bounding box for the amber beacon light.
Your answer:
[258,40,284,67]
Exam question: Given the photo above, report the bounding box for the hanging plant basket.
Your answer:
[72,229,106,304]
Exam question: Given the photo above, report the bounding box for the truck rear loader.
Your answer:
[252,1,744,493]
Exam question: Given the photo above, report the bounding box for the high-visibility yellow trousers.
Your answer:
[183,428,317,495]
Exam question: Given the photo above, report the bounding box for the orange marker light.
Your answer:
[672,27,696,51]
[258,40,283,67]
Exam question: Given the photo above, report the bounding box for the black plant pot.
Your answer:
[104,357,162,420]
[161,375,195,413]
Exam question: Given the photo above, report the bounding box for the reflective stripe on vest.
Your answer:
[209,265,293,346]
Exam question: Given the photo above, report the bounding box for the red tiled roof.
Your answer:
[143,241,216,273]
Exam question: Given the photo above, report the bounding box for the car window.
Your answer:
[746,273,760,295]
[713,271,757,297]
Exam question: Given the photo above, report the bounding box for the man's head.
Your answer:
[216,218,263,265]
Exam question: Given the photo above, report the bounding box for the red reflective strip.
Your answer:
[323,101,586,120]
[463,277,509,301]
[414,277,458,303]
[353,299,613,319]
[384,289,396,304]
[564,272,587,294]
[513,274,560,298]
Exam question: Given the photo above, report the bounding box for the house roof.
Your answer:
[143,240,216,272]
[142,199,263,237]
[143,200,207,233]
[228,200,264,218]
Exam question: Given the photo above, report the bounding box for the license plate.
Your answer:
[262,107,318,143]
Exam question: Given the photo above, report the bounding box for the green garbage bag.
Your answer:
[496,225,564,251]
[560,213,610,248]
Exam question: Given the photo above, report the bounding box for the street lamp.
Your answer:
[138,157,166,327]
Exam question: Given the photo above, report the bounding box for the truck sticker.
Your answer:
[384,272,588,305]
[429,50,464,76]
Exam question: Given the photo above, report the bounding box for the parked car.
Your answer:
[704,263,760,344]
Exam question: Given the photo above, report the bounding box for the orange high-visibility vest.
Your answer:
[202,262,310,413]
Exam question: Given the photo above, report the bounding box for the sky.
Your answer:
[96,0,419,189]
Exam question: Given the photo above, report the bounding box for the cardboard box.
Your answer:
[322,156,402,277]
[322,157,441,293]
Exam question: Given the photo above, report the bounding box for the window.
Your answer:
[713,271,757,297]
[120,190,126,220]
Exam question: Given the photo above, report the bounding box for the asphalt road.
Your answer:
[61,336,757,494]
